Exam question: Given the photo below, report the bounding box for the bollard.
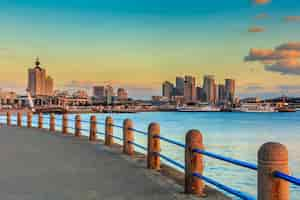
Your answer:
[147,123,160,170]
[50,113,55,132]
[27,112,32,128]
[185,130,205,196]
[105,116,114,146]
[62,114,68,134]
[6,111,11,126]
[75,115,81,137]
[123,119,134,155]
[89,115,97,141]
[17,112,22,127]
[258,142,289,200]
[38,113,43,129]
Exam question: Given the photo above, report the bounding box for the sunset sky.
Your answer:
[0,0,300,98]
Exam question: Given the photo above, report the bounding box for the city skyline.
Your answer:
[0,0,300,98]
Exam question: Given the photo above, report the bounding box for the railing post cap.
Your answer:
[75,114,81,119]
[50,113,55,117]
[91,115,97,121]
[123,118,133,124]
[148,122,160,133]
[106,116,113,121]
[258,142,288,163]
[186,129,203,141]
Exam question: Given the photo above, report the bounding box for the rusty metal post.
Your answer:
[38,113,43,129]
[185,130,205,195]
[105,116,114,146]
[147,123,160,170]
[6,111,11,126]
[258,142,289,200]
[62,114,68,134]
[17,112,22,127]
[75,115,81,137]
[89,115,97,141]
[50,113,55,132]
[27,112,32,128]
[123,119,134,155]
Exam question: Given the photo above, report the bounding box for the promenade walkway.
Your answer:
[0,126,228,200]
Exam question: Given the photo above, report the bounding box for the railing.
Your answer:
[1,111,299,200]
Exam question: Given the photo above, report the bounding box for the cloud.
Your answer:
[244,42,300,75]
[244,48,300,62]
[284,16,300,22]
[276,42,300,51]
[248,26,265,33]
[252,0,271,5]
[265,60,300,75]
[255,13,269,19]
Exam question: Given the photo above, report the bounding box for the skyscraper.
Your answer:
[184,76,196,102]
[218,84,226,103]
[93,86,106,98]
[203,75,216,104]
[175,77,184,96]
[117,88,128,100]
[162,81,174,100]
[28,58,54,96]
[225,79,235,103]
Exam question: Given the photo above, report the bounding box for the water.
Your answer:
[3,112,300,199]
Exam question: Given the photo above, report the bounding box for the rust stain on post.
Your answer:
[38,113,43,129]
[89,115,97,141]
[27,112,32,128]
[17,112,22,128]
[6,111,11,126]
[50,113,55,132]
[185,130,205,196]
[75,115,81,137]
[123,119,134,155]
[105,116,114,146]
[258,142,289,200]
[62,114,68,134]
[147,122,160,170]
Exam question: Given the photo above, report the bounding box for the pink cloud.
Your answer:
[284,16,300,22]
[265,60,300,75]
[252,0,271,5]
[248,26,265,33]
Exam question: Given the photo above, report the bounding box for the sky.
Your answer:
[0,0,300,99]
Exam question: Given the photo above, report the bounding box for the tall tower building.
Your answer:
[203,75,216,104]
[162,81,174,100]
[175,77,184,96]
[117,88,128,100]
[225,79,235,103]
[218,84,226,103]
[28,58,53,96]
[184,76,196,102]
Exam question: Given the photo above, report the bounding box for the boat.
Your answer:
[177,105,221,112]
[238,103,277,113]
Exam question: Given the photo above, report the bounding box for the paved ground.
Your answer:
[0,126,229,200]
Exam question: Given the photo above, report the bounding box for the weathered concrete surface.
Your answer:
[0,126,229,200]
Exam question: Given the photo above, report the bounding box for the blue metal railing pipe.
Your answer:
[128,141,147,151]
[193,173,255,200]
[155,135,186,148]
[193,149,258,171]
[273,171,300,186]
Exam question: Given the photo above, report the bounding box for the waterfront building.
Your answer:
[196,87,205,102]
[225,79,235,103]
[105,85,115,104]
[93,86,106,99]
[162,81,174,100]
[218,84,226,104]
[175,77,184,96]
[117,88,128,101]
[184,76,196,102]
[27,58,54,96]
[203,75,216,104]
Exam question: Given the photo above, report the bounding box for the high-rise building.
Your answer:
[225,79,235,103]
[117,88,128,100]
[45,76,54,96]
[203,75,216,104]
[162,81,174,100]
[93,86,106,98]
[184,76,196,102]
[218,84,226,103]
[28,58,54,96]
[196,87,205,101]
[175,77,184,96]
[105,85,115,104]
